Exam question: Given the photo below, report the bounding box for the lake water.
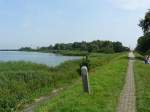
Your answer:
[0,51,81,67]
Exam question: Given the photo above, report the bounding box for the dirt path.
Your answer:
[22,88,63,112]
[21,76,80,112]
[116,52,136,112]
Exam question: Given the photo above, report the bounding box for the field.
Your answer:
[35,53,128,112]
[134,58,150,112]
[0,53,128,112]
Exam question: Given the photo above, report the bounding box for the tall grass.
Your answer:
[0,60,80,112]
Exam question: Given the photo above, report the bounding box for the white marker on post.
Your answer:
[81,66,90,94]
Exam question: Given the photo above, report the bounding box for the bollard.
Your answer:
[81,66,90,94]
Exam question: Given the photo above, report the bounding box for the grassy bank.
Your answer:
[19,50,89,56]
[35,53,128,112]
[52,50,89,56]
[0,60,81,112]
[134,57,150,112]
[0,53,123,111]
[20,50,118,56]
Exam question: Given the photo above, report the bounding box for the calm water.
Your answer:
[0,51,81,67]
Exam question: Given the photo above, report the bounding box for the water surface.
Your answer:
[0,51,81,67]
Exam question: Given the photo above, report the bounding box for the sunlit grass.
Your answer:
[35,53,128,112]
[0,53,128,112]
[134,60,150,112]
[0,60,80,112]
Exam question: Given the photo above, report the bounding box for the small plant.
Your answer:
[80,55,90,72]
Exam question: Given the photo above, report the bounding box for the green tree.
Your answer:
[136,10,150,54]
[19,47,33,51]
[113,42,124,52]
[136,33,150,53]
[139,10,150,34]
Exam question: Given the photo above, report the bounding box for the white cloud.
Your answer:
[108,0,150,10]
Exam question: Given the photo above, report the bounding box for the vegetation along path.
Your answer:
[22,88,64,112]
[117,52,136,112]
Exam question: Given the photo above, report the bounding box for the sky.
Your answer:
[0,0,149,49]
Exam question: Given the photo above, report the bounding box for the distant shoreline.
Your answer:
[0,49,87,56]
[0,49,19,51]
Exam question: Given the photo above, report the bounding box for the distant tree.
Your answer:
[139,10,150,34]
[19,47,33,51]
[136,33,150,54]
[53,43,61,50]
[113,42,124,52]
[48,45,53,50]
[88,42,99,52]
[72,42,81,50]
[19,40,128,53]
[51,40,128,53]
[80,41,87,51]
[136,10,150,54]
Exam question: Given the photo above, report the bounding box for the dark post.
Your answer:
[81,66,90,94]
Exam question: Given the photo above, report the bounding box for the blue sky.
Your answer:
[0,0,149,49]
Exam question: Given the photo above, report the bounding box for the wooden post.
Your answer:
[81,66,90,94]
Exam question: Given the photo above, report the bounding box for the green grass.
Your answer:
[52,50,89,56]
[0,60,81,112]
[134,59,150,112]
[35,53,128,112]
[33,50,89,56]
[0,53,128,112]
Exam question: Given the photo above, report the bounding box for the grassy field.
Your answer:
[35,53,128,112]
[134,57,150,112]
[0,53,124,112]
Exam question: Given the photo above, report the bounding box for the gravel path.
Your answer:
[117,52,136,112]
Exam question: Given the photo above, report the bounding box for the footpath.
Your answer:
[117,52,136,112]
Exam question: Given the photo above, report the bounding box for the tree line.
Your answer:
[136,10,150,54]
[20,40,129,53]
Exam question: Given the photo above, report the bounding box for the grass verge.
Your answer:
[35,53,128,112]
[134,57,150,112]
